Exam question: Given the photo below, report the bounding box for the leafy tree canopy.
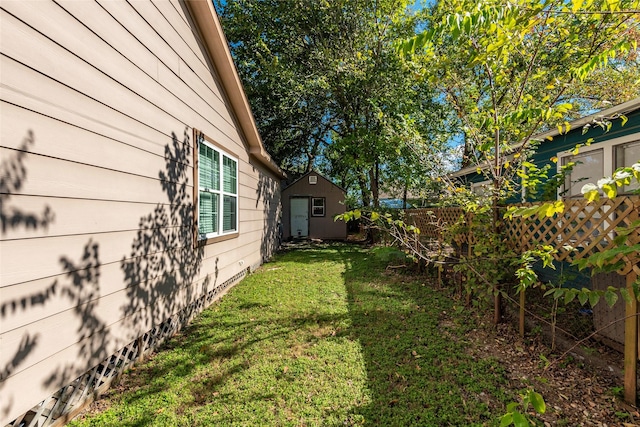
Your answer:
[403,0,640,181]
[218,0,639,208]
[216,0,454,206]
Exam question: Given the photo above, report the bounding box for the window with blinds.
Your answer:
[197,132,238,240]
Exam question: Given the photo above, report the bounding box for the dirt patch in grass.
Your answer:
[464,315,639,426]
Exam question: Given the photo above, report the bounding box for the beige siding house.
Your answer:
[0,1,283,425]
[282,171,347,240]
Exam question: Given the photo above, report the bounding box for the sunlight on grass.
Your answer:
[69,244,509,426]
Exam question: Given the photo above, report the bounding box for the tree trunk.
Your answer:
[369,164,380,208]
[493,129,502,324]
[358,173,370,207]
[403,185,408,209]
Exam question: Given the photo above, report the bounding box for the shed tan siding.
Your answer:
[0,1,281,424]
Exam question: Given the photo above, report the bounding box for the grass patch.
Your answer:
[70,244,510,426]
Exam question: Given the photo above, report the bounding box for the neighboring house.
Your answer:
[378,189,418,209]
[448,98,640,348]
[451,97,640,200]
[0,1,284,426]
[282,171,347,240]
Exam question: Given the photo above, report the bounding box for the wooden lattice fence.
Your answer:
[406,196,640,275]
[405,207,472,246]
[404,196,640,403]
[503,197,640,276]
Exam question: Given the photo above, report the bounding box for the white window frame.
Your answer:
[311,197,325,217]
[557,133,640,199]
[196,130,239,242]
[615,139,640,194]
[556,134,640,244]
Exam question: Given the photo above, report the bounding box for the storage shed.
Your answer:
[282,171,347,240]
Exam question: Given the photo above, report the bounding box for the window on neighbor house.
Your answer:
[562,149,604,198]
[559,135,640,199]
[196,131,238,241]
[312,197,325,216]
[615,139,640,194]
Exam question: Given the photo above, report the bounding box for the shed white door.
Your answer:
[290,198,309,238]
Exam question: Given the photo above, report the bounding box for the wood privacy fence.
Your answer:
[404,196,640,403]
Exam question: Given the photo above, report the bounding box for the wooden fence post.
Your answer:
[519,289,525,338]
[624,270,639,405]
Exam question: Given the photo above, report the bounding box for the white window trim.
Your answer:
[557,133,640,199]
[556,134,640,243]
[197,132,239,241]
[311,197,325,217]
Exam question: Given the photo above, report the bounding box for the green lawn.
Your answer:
[70,244,510,426]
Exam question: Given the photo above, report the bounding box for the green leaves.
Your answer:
[571,0,585,13]
[589,290,601,308]
[337,209,362,223]
[578,288,589,306]
[399,29,434,55]
[604,287,619,307]
[574,40,637,81]
[582,186,600,203]
[499,410,528,427]
[400,0,639,209]
[504,201,565,220]
[601,182,617,199]
[501,389,546,426]
[529,391,546,414]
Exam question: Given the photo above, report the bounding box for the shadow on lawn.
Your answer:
[77,244,507,426]
[111,298,351,416]
[331,245,507,426]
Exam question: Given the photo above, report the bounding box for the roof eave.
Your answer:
[511,97,640,151]
[184,0,285,179]
[450,97,640,178]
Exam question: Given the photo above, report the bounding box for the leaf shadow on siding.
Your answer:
[1,130,57,327]
[37,130,211,417]
[0,130,55,235]
[0,129,210,424]
[0,131,103,422]
[256,168,282,262]
[0,130,55,420]
[42,240,105,391]
[119,129,209,347]
[0,335,39,421]
[0,132,107,416]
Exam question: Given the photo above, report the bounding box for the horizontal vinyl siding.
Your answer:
[2,239,262,336]
[0,195,182,241]
[0,1,280,424]
[0,147,184,206]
